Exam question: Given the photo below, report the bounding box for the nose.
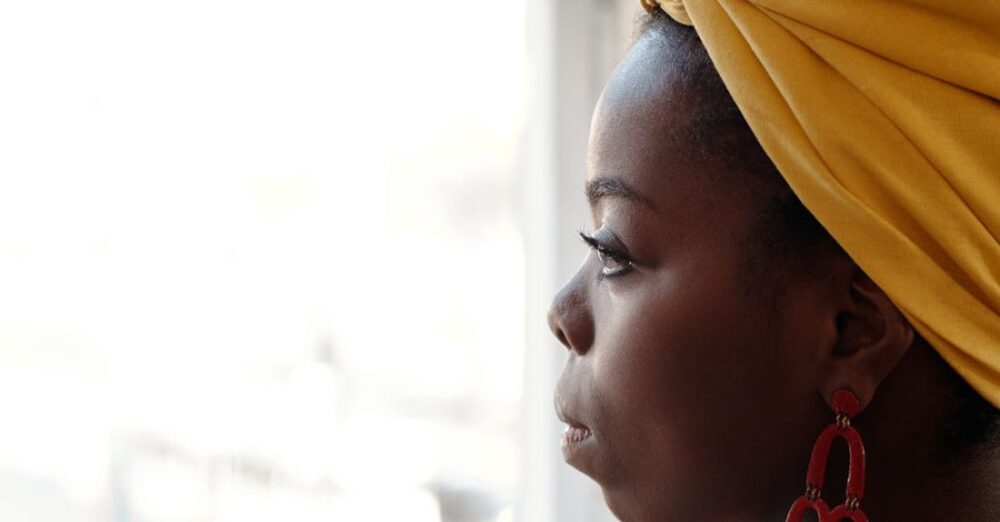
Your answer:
[546,271,595,355]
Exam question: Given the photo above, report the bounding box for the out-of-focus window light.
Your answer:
[0,1,526,521]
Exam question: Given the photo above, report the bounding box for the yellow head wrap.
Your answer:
[640,0,1000,407]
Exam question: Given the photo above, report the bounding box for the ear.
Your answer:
[819,268,915,411]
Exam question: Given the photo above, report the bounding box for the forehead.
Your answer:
[587,30,708,214]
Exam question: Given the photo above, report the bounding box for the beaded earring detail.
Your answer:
[785,389,869,522]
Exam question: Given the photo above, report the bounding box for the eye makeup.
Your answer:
[579,229,634,279]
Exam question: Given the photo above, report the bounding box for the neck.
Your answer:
[846,342,999,520]
[761,341,1000,521]
[865,436,1000,520]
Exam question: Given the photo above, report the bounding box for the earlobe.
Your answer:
[820,271,915,411]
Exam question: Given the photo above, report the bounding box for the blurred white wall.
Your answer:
[0,0,639,520]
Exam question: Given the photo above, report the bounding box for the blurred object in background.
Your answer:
[0,0,638,520]
[0,0,523,520]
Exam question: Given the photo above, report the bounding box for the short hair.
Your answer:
[635,5,999,457]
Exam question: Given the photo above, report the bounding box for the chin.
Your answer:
[599,484,658,522]
[600,488,633,521]
[600,484,710,522]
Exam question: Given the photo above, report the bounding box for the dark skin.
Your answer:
[548,27,1000,521]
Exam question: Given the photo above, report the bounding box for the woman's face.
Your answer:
[548,33,832,520]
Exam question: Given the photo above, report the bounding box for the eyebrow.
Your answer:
[585,177,656,211]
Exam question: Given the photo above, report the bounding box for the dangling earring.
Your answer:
[785,389,869,522]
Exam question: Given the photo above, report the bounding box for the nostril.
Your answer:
[553,325,571,350]
[546,280,594,354]
[547,306,571,350]
[556,329,570,349]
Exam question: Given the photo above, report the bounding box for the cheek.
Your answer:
[588,267,789,486]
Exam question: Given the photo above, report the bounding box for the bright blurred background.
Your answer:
[0,1,638,520]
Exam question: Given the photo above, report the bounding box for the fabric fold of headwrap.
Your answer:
[641,0,692,26]
[641,0,1000,407]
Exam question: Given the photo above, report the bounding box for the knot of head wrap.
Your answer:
[640,0,693,26]
[633,0,1000,408]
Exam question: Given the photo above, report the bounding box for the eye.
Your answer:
[596,249,631,277]
[578,230,634,279]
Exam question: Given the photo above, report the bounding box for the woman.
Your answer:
[547,1,1000,520]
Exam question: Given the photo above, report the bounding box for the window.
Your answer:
[0,1,635,520]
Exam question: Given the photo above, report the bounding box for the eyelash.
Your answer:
[578,230,634,280]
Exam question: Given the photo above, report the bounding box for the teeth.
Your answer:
[562,425,592,445]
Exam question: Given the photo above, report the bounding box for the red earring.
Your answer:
[785,389,869,522]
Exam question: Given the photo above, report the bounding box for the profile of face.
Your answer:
[546,25,909,521]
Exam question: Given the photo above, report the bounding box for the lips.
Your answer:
[554,395,589,432]
[562,423,593,445]
[554,395,596,466]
